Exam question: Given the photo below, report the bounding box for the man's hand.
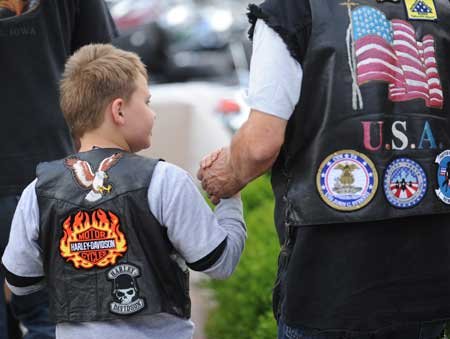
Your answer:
[197,147,243,204]
[198,109,287,204]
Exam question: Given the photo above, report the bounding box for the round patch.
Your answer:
[383,158,427,208]
[435,150,450,204]
[316,150,378,211]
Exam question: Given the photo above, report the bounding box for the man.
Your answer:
[0,0,117,337]
[198,0,450,338]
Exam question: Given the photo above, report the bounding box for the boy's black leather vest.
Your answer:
[252,0,450,229]
[36,148,190,322]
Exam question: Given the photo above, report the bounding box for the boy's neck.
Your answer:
[78,133,130,153]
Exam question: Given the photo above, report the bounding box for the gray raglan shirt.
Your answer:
[2,161,246,339]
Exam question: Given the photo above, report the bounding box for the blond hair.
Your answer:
[60,44,147,138]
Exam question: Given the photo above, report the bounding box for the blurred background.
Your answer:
[108,2,280,339]
[108,0,253,176]
[107,0,251,85]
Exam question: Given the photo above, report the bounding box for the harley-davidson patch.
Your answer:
[59,209,127,269]
[316,150,378,211]
[383,158,427,208]
[107,263,146,315]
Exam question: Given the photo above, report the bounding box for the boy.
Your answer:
[1,44,246,339]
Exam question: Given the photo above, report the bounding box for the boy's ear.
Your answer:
[111,98,125,125]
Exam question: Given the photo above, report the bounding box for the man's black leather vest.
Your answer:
[252,0,450,229]
[36,148,190,322]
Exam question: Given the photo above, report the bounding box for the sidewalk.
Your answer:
[191,272,215,339]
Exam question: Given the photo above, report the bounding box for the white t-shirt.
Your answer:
[245,19,303,121]
[2,161,246,339]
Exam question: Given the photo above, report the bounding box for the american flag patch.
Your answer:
[440,168,447,176]
[351,6,443,109]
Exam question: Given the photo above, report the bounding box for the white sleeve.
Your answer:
[148,162,246,278]
[2,179,45,293]
[246,19,303,121]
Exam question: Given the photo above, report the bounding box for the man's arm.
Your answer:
[198,110,287,204]
[230,109,287,185]
[198,19,302,203]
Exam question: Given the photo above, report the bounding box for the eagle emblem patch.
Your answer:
[59,209,127,269]
[65,153,123,202]
[107,263,146,315]
[383,158,427,208]
[316,150,378,211]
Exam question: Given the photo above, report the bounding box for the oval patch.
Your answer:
[383,158,427,208]
[435,150,450,204]
[316,150,378,211]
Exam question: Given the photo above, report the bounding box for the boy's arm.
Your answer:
[1,180,46,295]
[188,196,245,279]
[148,162,246,280]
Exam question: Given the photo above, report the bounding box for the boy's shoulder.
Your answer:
[152,161,193,184]
[154,160,186,174]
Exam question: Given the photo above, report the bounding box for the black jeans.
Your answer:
[278,321,446,339]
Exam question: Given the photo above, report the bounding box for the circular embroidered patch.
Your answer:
[383,158,427,208]
[435,150,450,204]
[316,150,378,211]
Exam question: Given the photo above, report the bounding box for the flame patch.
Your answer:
[59,209,127,269]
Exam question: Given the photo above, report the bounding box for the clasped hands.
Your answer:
[197,147,243,204]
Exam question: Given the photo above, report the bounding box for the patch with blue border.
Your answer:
[403,0,438,21]
[383,158,427,208]
[435,150,450,204]
[316,150,378,211]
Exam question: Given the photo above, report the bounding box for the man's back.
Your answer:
[0,0,117,197]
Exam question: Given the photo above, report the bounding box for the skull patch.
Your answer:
[107,263,145,315]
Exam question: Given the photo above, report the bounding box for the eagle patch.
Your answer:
[316,150,378,211]
[65,153,123,202]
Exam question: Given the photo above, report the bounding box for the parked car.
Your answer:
[106,0,172,81]
[106,0,251,84]
[107,0,252,133]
